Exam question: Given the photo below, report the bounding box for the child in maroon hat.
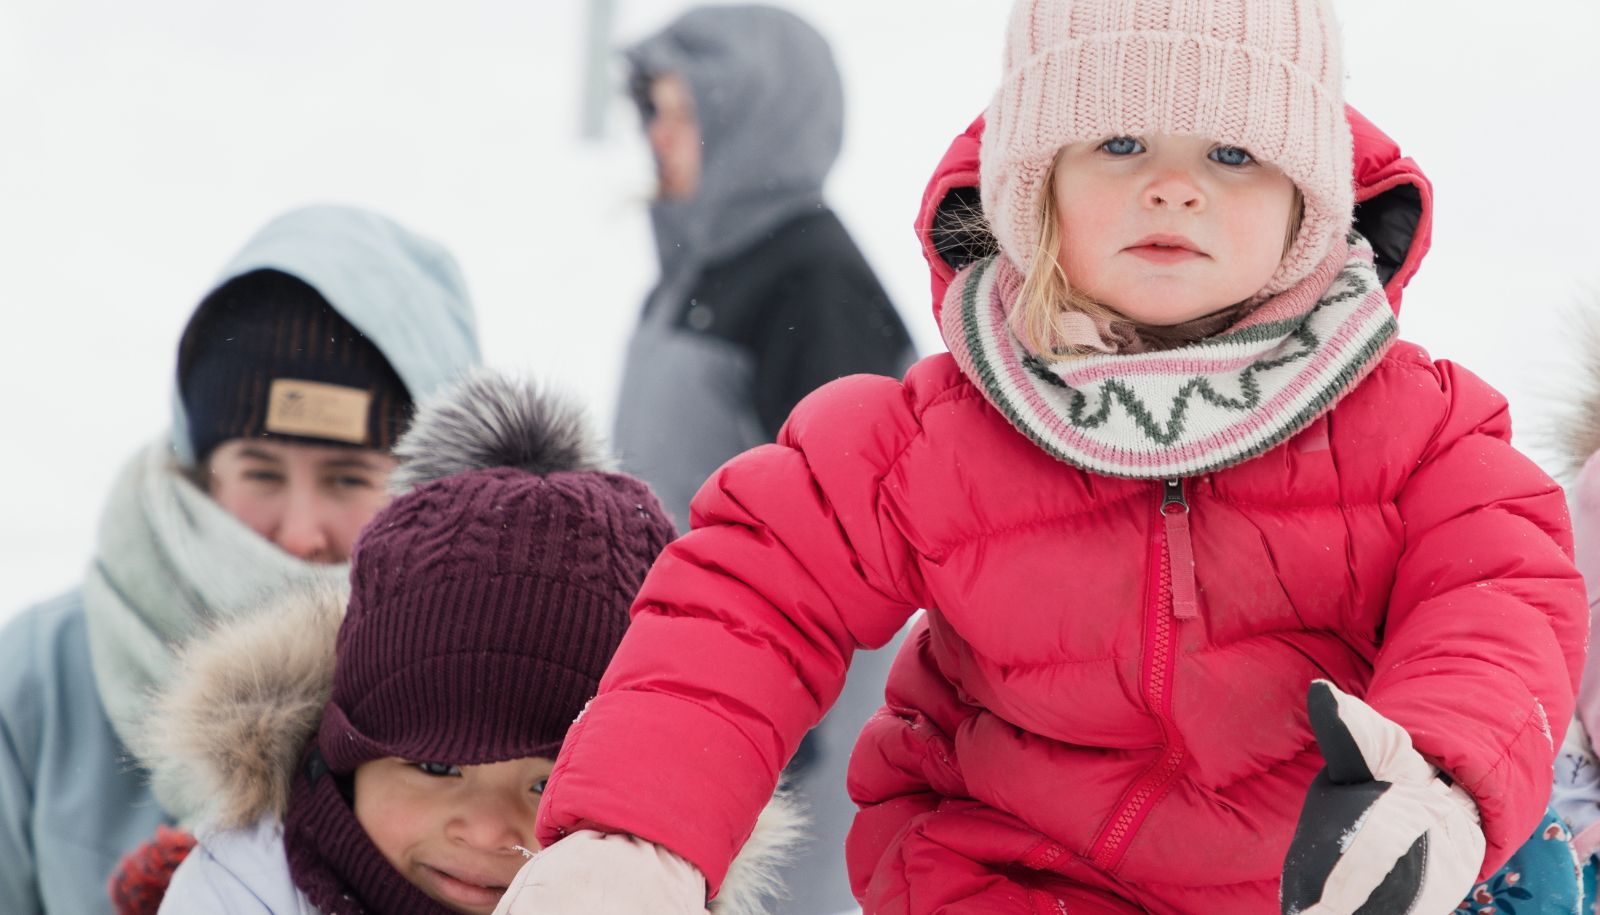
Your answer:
[136,371,801,915]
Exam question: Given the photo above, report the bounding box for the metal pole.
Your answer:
[579,0,618,141]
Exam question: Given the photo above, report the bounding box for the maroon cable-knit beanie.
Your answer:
[321,370,675,768]
[282,370,676,915]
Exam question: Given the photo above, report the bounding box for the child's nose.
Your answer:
[445,795,534,852]
[1144,172,1205,211]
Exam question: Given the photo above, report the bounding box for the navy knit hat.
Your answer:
[177,269,412,462]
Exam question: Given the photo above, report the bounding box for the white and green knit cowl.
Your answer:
[82,440,347,823]
[941,233,1398,480]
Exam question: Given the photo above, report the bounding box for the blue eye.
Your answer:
[1100,136,1144,156]
[414,762,461,777]
[1210,146,1254,166]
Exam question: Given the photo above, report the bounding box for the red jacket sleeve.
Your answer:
[535,373,928,893]
[1365,359,1586,875]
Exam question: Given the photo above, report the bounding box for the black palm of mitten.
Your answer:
[1280,680,1484,915]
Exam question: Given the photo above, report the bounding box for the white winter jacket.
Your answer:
[161,819,318,915]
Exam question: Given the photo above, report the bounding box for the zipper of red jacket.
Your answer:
[1087,478,1197,872]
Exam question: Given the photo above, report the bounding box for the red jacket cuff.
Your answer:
[535,689,779,894]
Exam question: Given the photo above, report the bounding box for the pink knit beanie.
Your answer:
[982,0,1353,295]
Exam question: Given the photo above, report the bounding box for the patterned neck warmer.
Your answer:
[941,233,1397,479]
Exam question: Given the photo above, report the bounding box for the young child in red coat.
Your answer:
[496,2,1587,913]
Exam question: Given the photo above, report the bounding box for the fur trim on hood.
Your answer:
[134,581,347,831]
[389,369,611,494]
[136,585,807,914]
[1551,300,1600,482]
[717,792,808,915]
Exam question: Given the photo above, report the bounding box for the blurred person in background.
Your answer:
[0,204,481,915]
[613,3,916,530]
[609,7,916,914]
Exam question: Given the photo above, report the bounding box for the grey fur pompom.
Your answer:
[389,370,612,494]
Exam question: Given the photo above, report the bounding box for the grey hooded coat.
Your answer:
[612,5,916,533]
[610,9,914,914]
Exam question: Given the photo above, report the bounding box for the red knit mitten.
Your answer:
[108,825,197,915]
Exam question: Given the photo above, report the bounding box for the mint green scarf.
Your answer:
[82,441,346,818]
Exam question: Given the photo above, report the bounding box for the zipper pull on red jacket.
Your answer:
[1162,479,1198,620]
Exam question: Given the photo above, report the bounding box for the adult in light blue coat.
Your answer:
[0,205,481,914]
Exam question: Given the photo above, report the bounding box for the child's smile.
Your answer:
[413,860,515,910]
[354,755,555,914]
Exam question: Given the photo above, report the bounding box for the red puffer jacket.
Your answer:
[538,110,1586,913]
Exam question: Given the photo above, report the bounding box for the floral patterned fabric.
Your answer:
[1582,854,1597,914]
[1459,807,1582,915]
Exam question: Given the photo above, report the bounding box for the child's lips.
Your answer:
[419,862,512,908]
[1125,244,1207,265]
[1123,234,1208,264]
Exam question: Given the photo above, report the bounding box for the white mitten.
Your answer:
[491,829,709,915]
[1280,680,1485,915]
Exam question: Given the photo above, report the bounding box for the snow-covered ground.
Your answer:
[3,0,1598,620]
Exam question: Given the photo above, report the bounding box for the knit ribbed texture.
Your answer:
[253,369,675,912]
[982,0,1352,295]
[319,465,673,770]
[178,269,412,460]
[942,232,1397,479]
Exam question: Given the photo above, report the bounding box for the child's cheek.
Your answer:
[353,772,424,870]
[1073,185,1126,237]
[1056,186,1125,283]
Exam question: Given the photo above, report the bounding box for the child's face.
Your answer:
[353,755,555,914]
[1052,133,1299,326]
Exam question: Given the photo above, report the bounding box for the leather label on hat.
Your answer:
[265,378,371,444]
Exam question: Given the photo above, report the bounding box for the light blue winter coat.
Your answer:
[0,205,481,915]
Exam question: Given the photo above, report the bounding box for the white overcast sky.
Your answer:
[3,1,1598,617]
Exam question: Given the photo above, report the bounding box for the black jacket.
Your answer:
[666,208,914,437]
[613,208,916,531]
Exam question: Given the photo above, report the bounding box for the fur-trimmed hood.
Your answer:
[1552,303,1600,483]
[136,583,805,914]
[135,583,344,832]
[1557,303,1600,758]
